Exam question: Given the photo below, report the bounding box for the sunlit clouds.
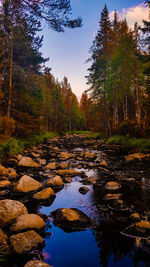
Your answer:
[109,3,149,29]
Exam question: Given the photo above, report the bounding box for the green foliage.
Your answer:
[86,132,106,139]
[0,132,58,160]
[107,135,150,152]
[0,248,10,263]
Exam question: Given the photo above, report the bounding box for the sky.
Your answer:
[40,0,149,100]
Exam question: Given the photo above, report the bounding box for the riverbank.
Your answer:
[0,131,150,163]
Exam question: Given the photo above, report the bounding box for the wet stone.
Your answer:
[0,199,28,228]
[14,175,42,193]
[10,230,45,254]
[11,214,45,232]
[33,187,55,204]
[51,208,92,232]
[0,228,9,251]
[18,157,39,168]
[130,213,140,222]
[104,193,122,201]
[105,181,121,191]
[79,186,89,194]
[46,175,64,189]
[24,260,52,267]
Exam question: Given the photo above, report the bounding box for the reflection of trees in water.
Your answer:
[93,220,134,266]
[92,186,150,267]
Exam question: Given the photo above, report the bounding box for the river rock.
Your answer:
[59,162,68,169]
[130,213,140,222]
[8,168,17,179]
[31,152,40,158]
[11,214,45,232]
[53,146,59,151]
[0,165,8,177]
[105,181,121,191]
[136,220,150,232]
[79,186,89,194]
[99,160,108,167]
[104,193,122,201]
[17,154,23,161]
[125,153,146,162]
[18,157,39,168]
[46,176,64,188]
[44,162,56,170]
[57,169,80,177]
[81,177,98,185]
[59,152,74,160]
[63,177,72,183]
[51,208,92,231]
[0,199,28,227]
[33,187,55,202]
[10,230,45,254]
[37,158,46,166]
[24,261,52,267]
[14,175,42,193]
[84,152,96,159]
[0,228,9,250]
[0,180,11,188]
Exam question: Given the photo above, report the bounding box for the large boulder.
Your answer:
[11,214,45,232]
[14,175,42,193]
[24,261,52,267]
[46,176,64,189]
[10,230,45,254]
[0,228,9,250]
[33,188,55,203]
[18,157,39,168]
[0,199,28,227]
[51,208,92,232]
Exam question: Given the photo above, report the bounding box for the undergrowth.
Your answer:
[107,135,150,152]
[0,132,58,161]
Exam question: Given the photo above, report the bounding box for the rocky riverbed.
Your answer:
[0,134,150,267]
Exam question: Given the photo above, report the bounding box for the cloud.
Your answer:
[109,3,149,29]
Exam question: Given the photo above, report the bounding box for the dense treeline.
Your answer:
[0,0,84,138]
[86,2,150,136]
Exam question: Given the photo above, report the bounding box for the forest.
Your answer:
[0,0,149,140]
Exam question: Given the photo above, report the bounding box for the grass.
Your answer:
[65,131,106,140]
[0,248,10,264]
[85,132,106,140]
[65,130,92,135]
[106,135,150,152]
[0,131,58,161]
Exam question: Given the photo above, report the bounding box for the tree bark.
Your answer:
[7,8,13,119]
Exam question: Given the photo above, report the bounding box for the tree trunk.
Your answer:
[7,8,13,119]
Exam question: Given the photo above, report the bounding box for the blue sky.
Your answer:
[41,0,148,99]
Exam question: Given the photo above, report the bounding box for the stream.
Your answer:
[1,135,150,267]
